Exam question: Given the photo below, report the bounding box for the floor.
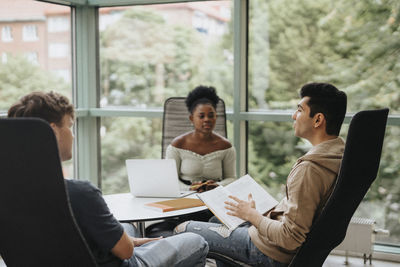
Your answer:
[1,254,398,266]
[322,254,399,267]
[203,254,399,267]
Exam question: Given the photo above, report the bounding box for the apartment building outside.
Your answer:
[1,0,230,83]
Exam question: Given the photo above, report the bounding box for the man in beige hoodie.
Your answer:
[174,82,347,266]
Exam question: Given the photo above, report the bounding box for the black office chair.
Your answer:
[287,108,389,266]
[204,108,389,267]
[161,96,227,158]
[0,118,98,267]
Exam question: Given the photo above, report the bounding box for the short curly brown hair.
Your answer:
[8,91,74,126]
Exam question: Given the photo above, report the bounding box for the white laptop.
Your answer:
[126,159,194,198]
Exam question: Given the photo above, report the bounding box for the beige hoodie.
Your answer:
[248,137,345,264]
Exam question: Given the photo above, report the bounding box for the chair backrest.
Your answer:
[288,108,389,267]
[0,118,98,267]
[161,97,227,158]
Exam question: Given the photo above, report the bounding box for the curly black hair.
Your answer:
[185,85,219,113]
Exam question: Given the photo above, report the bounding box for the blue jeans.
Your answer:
[122,223,208,267]
[175,221,288,267]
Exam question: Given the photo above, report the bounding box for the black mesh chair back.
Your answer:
[0,118,97,267]
[288,108,389,267]
[161,97,227,158]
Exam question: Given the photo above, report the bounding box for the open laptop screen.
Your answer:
[126,159,192,198]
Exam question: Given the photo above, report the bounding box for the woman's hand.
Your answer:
[132,237,162,247]
[190,180,218,192]
[203,180,218,192]
[224,194,262,224]
[189,181,203,191]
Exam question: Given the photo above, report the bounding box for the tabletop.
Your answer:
[103,193,208,223]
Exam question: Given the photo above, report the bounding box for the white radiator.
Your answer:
[334,217,389,264]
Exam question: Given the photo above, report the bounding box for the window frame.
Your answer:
[48,16,70,32]
[22,25,39,41]
[1,26,13,42]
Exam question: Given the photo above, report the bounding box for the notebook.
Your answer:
[126,159,194,198]
[144,198,205,212]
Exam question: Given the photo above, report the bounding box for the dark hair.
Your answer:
[185,85,219,114]
[300,83,347,136]
[8,91,74,126]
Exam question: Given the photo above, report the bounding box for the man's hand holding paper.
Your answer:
[196,175,278,230]
[225,193,264,227]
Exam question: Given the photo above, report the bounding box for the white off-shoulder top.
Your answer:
[166,144,237,190]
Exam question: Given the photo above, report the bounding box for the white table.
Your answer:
[103,193,208,237]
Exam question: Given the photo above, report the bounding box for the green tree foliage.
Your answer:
[249,121,305,197]
[100,7,232,107]
[248,0,400,243]
[264,0,338,105]
[0,55,70,110]
[316,0,400,112]
[314,0,400,243]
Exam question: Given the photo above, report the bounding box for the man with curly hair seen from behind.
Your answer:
[8,91,209,267]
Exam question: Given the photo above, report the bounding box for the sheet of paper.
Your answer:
[225,174,278,214]
[198,186,244,230]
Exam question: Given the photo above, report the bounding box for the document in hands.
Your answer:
[197,174,278,230]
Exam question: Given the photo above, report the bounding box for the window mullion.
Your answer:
[233,0,248,177]
[74,5,101,187]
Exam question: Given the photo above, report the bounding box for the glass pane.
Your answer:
[99,1,234,109]
[249,0,400,115]
[353,125,400,246]
[0,0,73,111]
[248,121,305,199]
[226,119,233,144]
[0,0,73,173]
[249,121,400,245]
[101,117,162,195]
[101,116,233,195]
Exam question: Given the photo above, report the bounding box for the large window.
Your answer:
[1,26,13,42]
[99,1,233,110]
[48,16,69,32]
[99,1,234,194]
[22,25,39,41]
[95,0,400,249]
[3,0,399,256]
[0,0,73,175]
[248,0,400,246]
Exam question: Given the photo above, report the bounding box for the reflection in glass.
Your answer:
[99,1,233,109]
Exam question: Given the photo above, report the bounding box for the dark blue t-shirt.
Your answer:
[65,179,124,267]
